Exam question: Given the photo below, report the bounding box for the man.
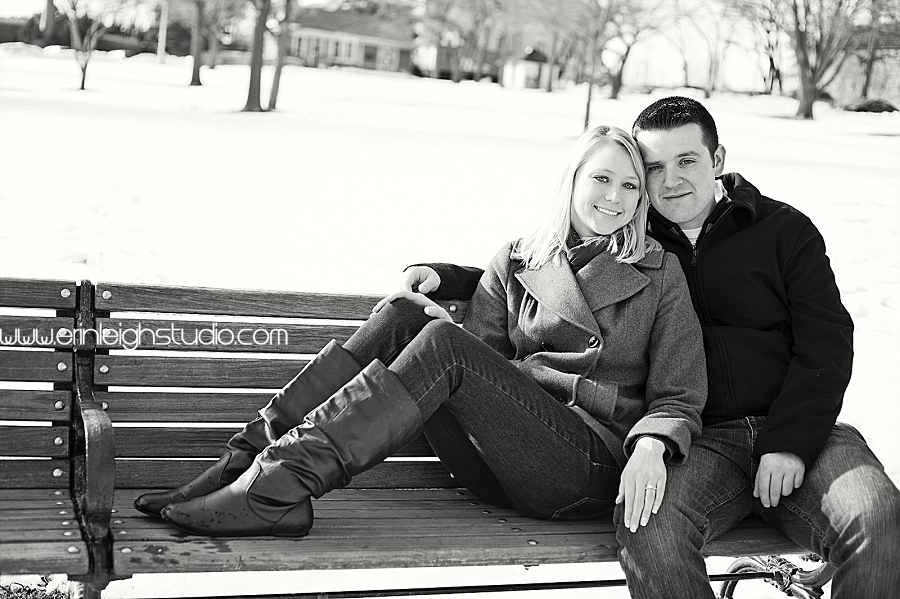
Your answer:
[402,96,899,597]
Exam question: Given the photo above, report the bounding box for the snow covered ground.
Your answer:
[1,46,898,598]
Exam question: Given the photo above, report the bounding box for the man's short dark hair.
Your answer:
[632,96,719,158]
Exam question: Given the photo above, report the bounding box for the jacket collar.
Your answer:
[515,250,655,336]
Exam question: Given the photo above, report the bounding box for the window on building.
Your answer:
[294,36,302,57]
[333,40,340,59]
[346,42,352,60]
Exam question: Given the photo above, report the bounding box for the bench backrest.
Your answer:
[0,278,79,490]
[89,282,470,492]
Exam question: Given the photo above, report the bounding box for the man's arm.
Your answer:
[753,218,854,505]
[406,263,484,301]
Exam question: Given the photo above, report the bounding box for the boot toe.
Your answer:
[134,491,179,518]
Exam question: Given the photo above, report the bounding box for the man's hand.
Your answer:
[617,436,667,533]
[401,266,441,294]
[371,290,452,321]
[754,452,805,508]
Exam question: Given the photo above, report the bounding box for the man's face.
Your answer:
[636,123,725,230]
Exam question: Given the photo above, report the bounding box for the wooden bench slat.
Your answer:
[0,426,70,457]
[98,391,270,422]
[0,517,81,531]
[94,318,356,353]
[113,460,458,489]
[0,488,70,500]
[95,355,308,388]
[0,316,77,348]
[113,487,473,505]
[110,533,607,575]
[0,350,74,383]
[0,460,71,488]
[1,529,85,542]
[0,541,89,576]
[0,390,72,421]
[98,391,267,422]
[95,283,384,320]
[113,428,436,458]
[0,505,78,521]
[0,278,78,310]
[94,282,468,323]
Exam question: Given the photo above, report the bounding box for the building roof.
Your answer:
[508,47,549,63]
[293,8,416,43]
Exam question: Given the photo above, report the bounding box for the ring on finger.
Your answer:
[645,484,657,491]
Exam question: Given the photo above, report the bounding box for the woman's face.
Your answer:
[570,143,642,238]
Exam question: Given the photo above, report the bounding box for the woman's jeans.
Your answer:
[615,417,900,598]
[342,298,620,520]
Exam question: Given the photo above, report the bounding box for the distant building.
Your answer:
[420,2,563,88]
[289,8,417,72]
[501,46,562,89]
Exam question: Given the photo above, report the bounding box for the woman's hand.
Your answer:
[371,290,453,321]
[616,436,667,533]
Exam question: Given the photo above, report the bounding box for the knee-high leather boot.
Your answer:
[134,340,361,517]
[159,359,423,537]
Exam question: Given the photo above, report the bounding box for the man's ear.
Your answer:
[713,145,726,176]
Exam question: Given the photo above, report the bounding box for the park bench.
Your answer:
[1,277,835,599]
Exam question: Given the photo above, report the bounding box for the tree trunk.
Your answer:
[243,0,272,112]
[190,0,203,86]
[584,29,598,130]
[158,0,169,62]
[542,33,558,92]
[80,61,87,91]
[861,29,878,99]
[268,0,295,111]
[796,73,816,118]
[208,32,219,69]
[40,0,55,45]
[609,69,623,99]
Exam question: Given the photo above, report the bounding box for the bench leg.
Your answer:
[717,555,835,599]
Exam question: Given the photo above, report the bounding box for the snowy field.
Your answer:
[1,46,898,598]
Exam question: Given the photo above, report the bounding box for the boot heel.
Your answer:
[270,500,315,537]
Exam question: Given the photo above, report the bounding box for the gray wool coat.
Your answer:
[462,241,707,469]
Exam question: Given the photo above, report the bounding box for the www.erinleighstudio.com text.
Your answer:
[1,324,290,350]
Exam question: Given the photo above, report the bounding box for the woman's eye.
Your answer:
[593,175,609,183]
[623,182,637,190]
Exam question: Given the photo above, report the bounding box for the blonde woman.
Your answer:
[138,125,707,537]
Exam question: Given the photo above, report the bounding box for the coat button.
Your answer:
[588,336,600,348]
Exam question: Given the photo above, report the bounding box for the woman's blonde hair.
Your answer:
[516,125,660,269]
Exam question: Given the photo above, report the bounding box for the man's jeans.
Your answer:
[616,417,900,598]
[349,300,620,519]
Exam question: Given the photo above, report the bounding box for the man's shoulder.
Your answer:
[723,173,814,230]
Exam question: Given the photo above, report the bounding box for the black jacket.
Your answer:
[422,173,853,468]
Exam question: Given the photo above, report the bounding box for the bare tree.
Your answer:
[786,0,866,117]
[243,0,272,111]
[601,0,662,99]
[580,0,615,128]
[204,0,247,68]
[728,0,787,93]
[733,0,867,118]
[58,0,112,90]
[425,0,503,82]
[853,0,899,98]
[190,0,204,85]
[267,0,297,110]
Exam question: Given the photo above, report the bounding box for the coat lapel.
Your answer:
[577,250,655,313]
[515,257,601,336]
